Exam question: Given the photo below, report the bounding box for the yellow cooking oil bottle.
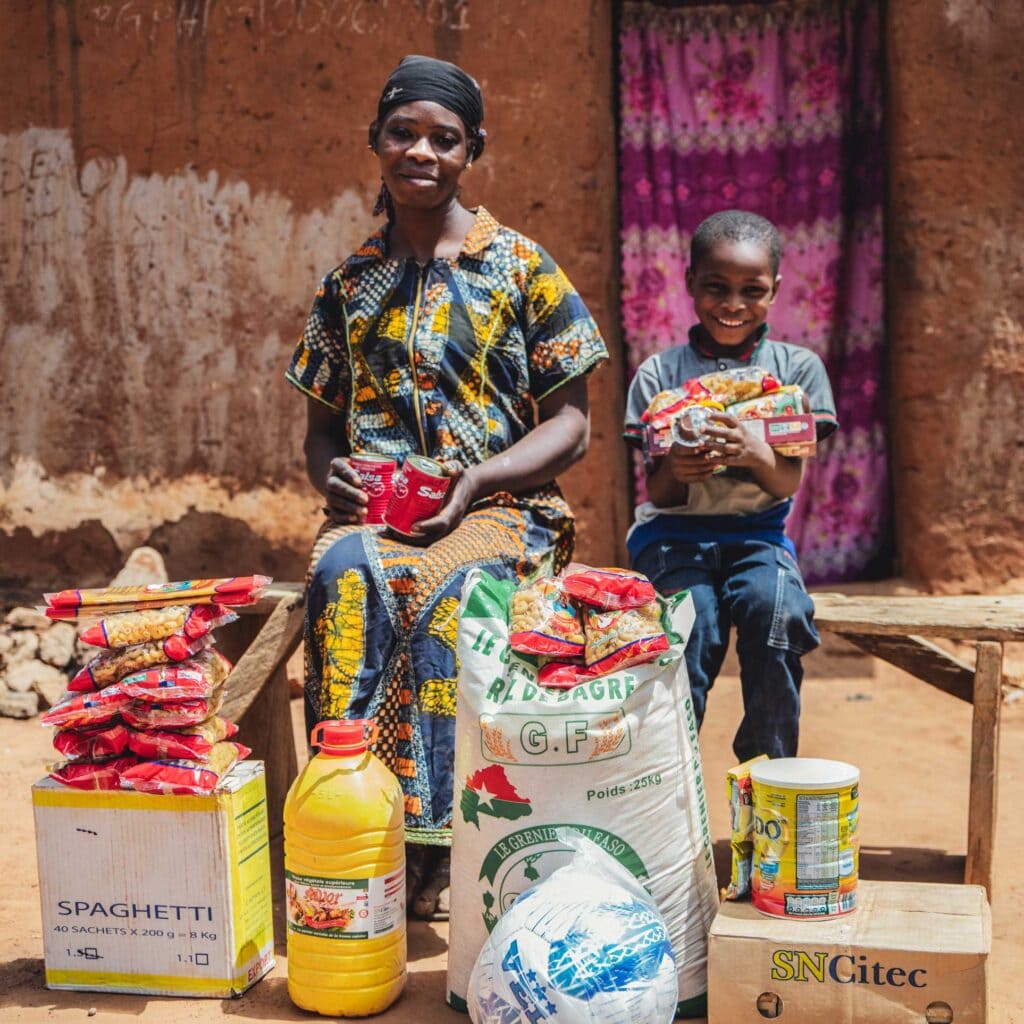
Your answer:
[284,719,406,1016]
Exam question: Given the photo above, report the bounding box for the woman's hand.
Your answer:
[405,465,477,544]
[324,457,369,524]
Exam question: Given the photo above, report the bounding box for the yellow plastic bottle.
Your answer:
[284,719,407,1016]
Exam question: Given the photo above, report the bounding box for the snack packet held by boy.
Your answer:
[509,577,585,658]
[561,565,657,611]
[78,604,237,649]
[724,754,769,900]
[119,741,249,796]
[685,366,782,407]
[68,634,215,692]
[583,599,670,674]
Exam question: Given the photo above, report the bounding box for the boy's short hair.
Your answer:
[690,210,782,276]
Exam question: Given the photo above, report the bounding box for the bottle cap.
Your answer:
[311,719,369,757]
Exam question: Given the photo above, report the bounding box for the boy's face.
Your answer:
[685,239,781,348]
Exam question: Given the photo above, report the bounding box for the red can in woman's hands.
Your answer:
[349,453,397,525]
[384,455,451,537]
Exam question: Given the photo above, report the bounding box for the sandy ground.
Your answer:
[1,639,1021,1023]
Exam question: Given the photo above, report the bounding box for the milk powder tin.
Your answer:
[384,456,450,537]
[750,758,859,919]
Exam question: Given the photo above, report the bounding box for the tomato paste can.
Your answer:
[384,455,451,537]
[349,453,396,525]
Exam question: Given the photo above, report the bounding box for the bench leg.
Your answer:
[965,641,1002,896]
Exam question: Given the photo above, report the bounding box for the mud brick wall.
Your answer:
[0,0,629,591]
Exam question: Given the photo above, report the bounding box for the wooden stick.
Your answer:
[965,641,1002,896]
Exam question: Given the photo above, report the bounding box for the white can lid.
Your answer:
[750,757,859,790]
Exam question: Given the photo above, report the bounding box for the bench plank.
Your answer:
[812,593,1024,641]
[840,633,975,703]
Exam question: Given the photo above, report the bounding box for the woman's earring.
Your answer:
[372,180,392,218]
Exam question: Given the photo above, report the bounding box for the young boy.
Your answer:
[623,210,838,762]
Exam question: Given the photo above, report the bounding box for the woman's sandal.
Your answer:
[411,850,451,921]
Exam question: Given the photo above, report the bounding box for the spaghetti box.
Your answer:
[708,880,989,1023]
[32,760,275,997]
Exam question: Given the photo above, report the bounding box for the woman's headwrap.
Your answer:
[372,54,487,160]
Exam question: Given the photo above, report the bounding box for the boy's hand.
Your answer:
[665,441,721,483]
[701,412,772,469]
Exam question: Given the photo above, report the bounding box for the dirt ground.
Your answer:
[1,639,1021,1023]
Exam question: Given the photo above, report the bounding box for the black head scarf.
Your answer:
[371,54,487,160]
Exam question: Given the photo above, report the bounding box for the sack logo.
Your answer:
[460,765,533,829]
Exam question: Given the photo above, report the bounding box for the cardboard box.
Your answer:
[33,760,275,997]
[708,880,989,1023]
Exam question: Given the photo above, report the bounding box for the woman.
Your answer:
[285,55,607,918]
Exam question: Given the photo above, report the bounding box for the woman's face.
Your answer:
[374,100,472,212]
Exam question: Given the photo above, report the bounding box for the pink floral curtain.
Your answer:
[618,0,889,582]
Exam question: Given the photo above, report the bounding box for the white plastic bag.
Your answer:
[468,829,679,1024]
[447,570,719,1017]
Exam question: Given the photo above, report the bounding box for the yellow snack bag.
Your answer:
[724,754,769,900]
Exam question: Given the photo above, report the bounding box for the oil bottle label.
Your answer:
[285,867,405,940]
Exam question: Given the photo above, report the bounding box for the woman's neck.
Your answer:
[387,201,476,264]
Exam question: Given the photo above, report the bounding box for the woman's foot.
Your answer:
[411,850,451,921]
[405,843,430,914]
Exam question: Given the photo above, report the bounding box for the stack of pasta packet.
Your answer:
[38,576,271,794]
[509,565,669,689]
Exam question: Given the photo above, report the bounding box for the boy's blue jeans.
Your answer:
[632,539,820,762]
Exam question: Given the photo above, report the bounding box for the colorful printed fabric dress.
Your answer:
[285,208,607,844]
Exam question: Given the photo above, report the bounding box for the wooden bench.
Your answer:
[811,593,1022,897]
[219,584,1017,898]
[218,583,306,836]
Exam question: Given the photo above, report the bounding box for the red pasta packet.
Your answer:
[121,689,224,730]
[52,722,130,761]
[78,604,237,649]
[537,661,602,690]
[119,742,250,796]
[45,575,272,610]
[68,634,214,692]
[509,577,585,658]
[583,602,671,674]
[118,650,232,702]
[48,756,140,791]
[125,717,238,761]
[41,686,129,730]
[560,565,657,611]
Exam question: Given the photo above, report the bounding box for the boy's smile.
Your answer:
[685,239,781,348]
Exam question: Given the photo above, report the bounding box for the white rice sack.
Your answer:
[469,829,679,1024]
[447,570,719,1018]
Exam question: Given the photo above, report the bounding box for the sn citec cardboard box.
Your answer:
[708,880,989,1023]
[32,760,275,997]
